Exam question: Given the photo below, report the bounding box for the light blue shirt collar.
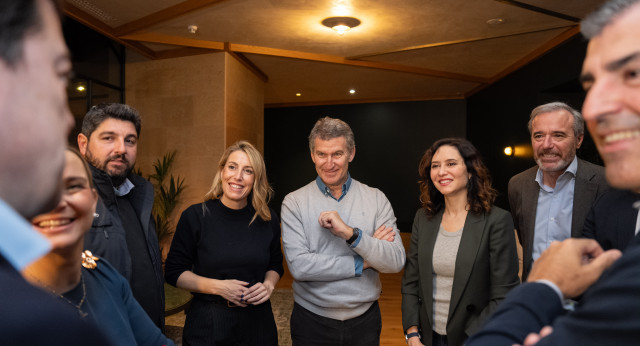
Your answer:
[316,173,352,201]
[114,178,135,197]
[532,156,578,261]
[535,156,578,190]
[0,199,51,270]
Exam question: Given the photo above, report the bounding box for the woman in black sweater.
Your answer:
[165,141,283,345]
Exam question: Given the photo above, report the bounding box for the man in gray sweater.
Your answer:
[281,116,406,345]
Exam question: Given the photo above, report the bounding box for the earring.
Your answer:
[93,212,100,218]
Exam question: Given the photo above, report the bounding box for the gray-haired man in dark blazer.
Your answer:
[508,102,609,280]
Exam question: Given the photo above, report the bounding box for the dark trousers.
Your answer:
[290,301,382,346]
[183,297,277,346]
[432,331,448,346]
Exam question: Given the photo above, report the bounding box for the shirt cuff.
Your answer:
[354,255,363,277]
[348,228,362,248]
[535,279,568,307]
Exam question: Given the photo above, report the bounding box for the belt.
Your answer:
[194,293,241,307]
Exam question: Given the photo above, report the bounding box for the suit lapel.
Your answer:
[521,171,539,261]
[449,212,486,320]
[572,160,598,237]
[420,211,443,327]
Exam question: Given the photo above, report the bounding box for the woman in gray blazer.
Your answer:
[402,138,519,346]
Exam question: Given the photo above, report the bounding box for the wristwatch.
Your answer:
[405,332,420,343]
[346,228,360,245]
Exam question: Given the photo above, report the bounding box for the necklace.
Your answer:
[30,273,88,319]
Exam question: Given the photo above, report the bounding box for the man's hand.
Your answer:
[514,326,553,346]
[372,224,395,242]
[363,225,396,269]
[318,211,352,240]
[527,238,622,298]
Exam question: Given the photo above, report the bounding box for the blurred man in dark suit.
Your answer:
[0,0,110,344]
[468,0,640,344]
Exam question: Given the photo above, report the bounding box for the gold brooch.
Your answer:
[81,250,99,269]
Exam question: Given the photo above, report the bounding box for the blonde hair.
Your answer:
[203,141,273,223]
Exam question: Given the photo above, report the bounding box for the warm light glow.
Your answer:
[504,146,513,156]
[77,86,85,92]
[296,93,302,97]
[332,0,351,16]
[322,17,361,35]
[333,24,350,35]
[503,145,534,158]
[349,89,356,94]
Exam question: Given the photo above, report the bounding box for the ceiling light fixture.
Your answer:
[349,89,356,94]
[296,93,302,97]
[77,85,85,92]
[322,17,361,35]
[188,25,198,34]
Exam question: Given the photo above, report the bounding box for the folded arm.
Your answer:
[281,196,359,281]
[351,190,405,273]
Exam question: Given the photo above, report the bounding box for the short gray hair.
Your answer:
[308,116,355,153]
[528,102,584,137]
[581,0,640,39]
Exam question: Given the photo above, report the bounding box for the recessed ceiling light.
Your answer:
[322,17,361,35]
[296,93,302,97]
[486,18,504,25]
[349,89,356,94]
[188,25,198,34]
[77,85,85,92]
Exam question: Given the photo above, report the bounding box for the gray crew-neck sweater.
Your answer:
[281,178,406,320]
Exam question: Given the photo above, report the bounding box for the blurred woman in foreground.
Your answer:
[24,148,173,345]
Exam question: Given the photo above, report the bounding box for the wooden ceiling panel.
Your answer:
[65,0,596,106]
[359,27,573,79]
[137,0,571,58]
[67,0,184,27]
[245,54,479,106]
[517,0,608,19]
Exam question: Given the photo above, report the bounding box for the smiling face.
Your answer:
[220,150,255,209]
[311,136,355,190]
[31,151,98,251]
[531,110,583,174]
[430,145,470,198]
[78,118,138,184]
[581,3,640,192]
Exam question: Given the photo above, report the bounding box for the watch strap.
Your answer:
[405,332,420,343]
[346,228,360,244]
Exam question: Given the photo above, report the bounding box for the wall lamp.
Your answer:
[504,145,533,158]
[504,146,514,156]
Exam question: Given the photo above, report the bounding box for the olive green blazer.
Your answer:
[401,207,519,346]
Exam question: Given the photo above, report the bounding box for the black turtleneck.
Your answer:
[164,198,284,299]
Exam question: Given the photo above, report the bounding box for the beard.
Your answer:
[84,147,133,186]
[534,147,575,173]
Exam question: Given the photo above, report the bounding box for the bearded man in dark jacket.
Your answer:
[78,103,165,330]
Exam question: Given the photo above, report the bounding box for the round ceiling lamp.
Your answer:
[322,16,361,35]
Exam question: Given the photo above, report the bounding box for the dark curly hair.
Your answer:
[418,138,497,218]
